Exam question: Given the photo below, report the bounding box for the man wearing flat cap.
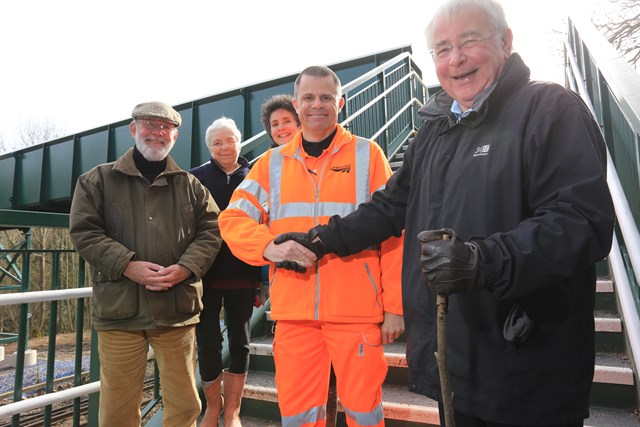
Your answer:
[70,101,222,427]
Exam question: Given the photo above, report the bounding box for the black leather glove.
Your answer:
[274,260,308,273]
[273,229,325,259]
[417,228,485,295]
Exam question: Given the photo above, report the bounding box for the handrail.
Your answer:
[0,382,100,418]
[370,99,423,142]
[569,17,640,134]
[342,52,414,94]
[0,288,92,306]
[608,234,640,379]
[0,286,94,419]
[564,38,640,287]
[341,71,418,128]
[565,19,640,376]
[240,51,418,154]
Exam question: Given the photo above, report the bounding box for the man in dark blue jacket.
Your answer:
[275,0,615,425]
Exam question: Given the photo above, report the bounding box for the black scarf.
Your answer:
[302,128,337,158]
[133,146,167,183]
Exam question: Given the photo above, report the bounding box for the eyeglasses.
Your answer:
[211,140,238,149]
[430,33,495,62]
[136,120,177,133]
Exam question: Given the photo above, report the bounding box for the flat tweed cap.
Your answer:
[131,101,181,127]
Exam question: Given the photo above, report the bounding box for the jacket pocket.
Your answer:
[363,262,383,310]
[175,278,203,314]
[92,275,139,320]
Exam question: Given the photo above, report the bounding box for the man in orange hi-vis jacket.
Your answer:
[219,65,404,427]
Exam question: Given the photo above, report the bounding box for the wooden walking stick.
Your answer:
[436,234,455,427]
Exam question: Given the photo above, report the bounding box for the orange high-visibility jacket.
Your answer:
[219,125,403,323]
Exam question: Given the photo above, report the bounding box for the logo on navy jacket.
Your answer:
[473,144,490,157]
[330,164,351,173]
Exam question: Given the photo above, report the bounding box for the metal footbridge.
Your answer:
[0,16,640,426]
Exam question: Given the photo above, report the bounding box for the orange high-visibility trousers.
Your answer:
[274,320,388,427]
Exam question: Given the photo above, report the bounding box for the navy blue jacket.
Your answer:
[317,54,615,424]
[190,157,260,287]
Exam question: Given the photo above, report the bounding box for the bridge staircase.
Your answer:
[0,17,639,427]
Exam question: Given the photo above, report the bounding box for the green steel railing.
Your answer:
[0,248,93,427]
[242,51,437,170]
[566,17,640,231]
[566,15,640,399]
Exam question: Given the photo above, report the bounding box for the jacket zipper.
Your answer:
[364,263,383,309]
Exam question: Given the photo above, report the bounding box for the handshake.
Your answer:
[270,228,326,273]
[271,226,487,296]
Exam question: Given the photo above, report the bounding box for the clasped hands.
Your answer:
[123,261,192,291]
[417,228,486,295]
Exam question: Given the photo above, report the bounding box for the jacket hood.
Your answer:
[418,53,531,127]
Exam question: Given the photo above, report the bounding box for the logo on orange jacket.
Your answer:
[330,164,351,173]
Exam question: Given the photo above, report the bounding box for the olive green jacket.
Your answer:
[69,148,221,330]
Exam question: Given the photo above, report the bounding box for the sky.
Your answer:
[0,0,604,153]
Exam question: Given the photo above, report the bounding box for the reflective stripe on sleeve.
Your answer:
[236,178,269,211]
[227,198,263,224]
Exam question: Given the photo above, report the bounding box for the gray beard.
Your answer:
[135,138,173,161]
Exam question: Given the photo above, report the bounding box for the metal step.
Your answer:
[234,403,639,427]
[239,363,638,426]
[240,278,637,424]
[249,339,635,406]
[596,279,616,312]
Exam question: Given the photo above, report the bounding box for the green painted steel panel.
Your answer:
[47,138,74,203]
[0,156,16,209]
[16,149,43,208]
[249,82,297,136]
[78,130,109,174]
[193,96,244,167]
[171,107,194,170]
[113,122,135,159]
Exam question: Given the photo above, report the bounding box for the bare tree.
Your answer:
[592,0,640,68]
[17,116,65,148]
[0,116,66,155]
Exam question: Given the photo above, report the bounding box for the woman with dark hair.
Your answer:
[260,94,301,147]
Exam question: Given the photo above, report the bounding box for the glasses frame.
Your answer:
[135,120,178,134]
[210,140,239,150]
[430,33,496,62]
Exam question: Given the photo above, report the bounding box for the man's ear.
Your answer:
[338,96,345,112]
[129,121,137,138]
[501,28,513,57]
